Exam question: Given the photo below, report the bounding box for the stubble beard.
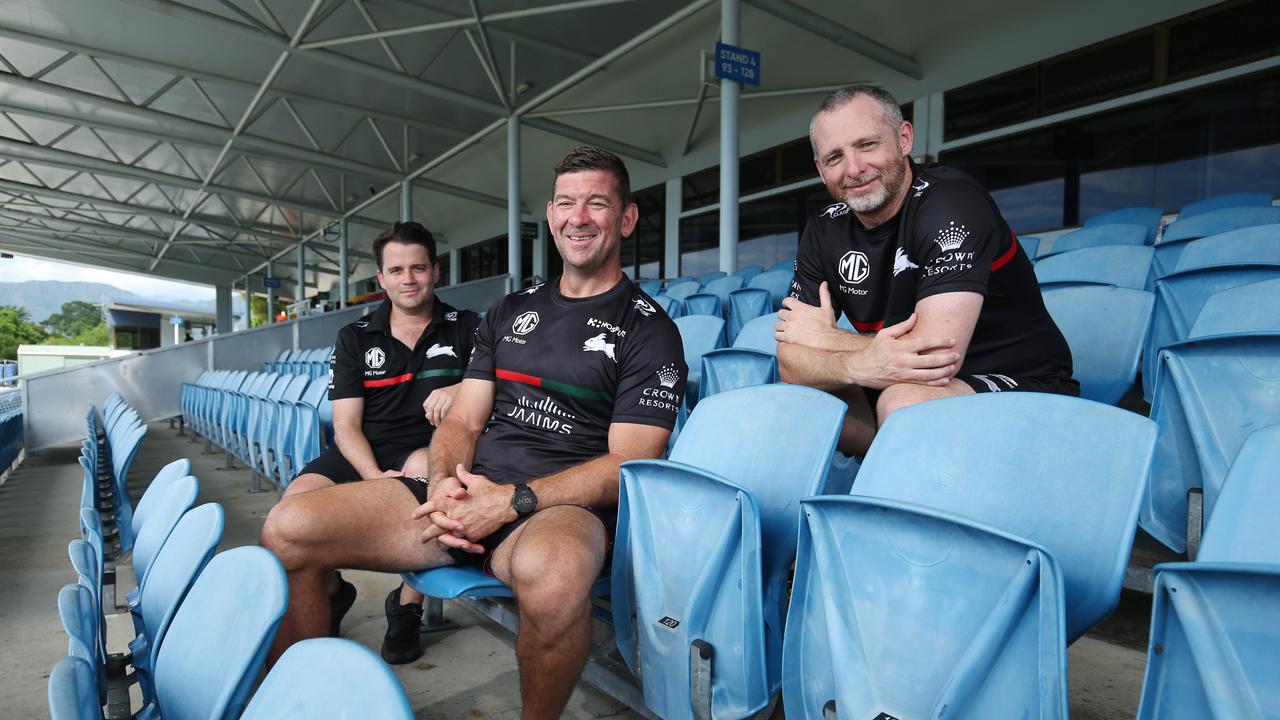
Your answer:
[829,157,908,215]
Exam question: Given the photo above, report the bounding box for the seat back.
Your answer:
[68,539,104,665]
[613,385,845,719]
[768,258,794,273]
[57,583,98,677]
[136,505,225,683]
[1035,245,1154,290]
[150,546,287,720]
[1083,206,1163,242]
[733,313,778,355]
[855,393,1157,639]
[240,638,413,719]
[699,348,778,401]
[702,274,745,304]
[696,270,727,286]
[1188,276,1280,338]
[131,459,192,536]
[1042,286,1154,404]
[1178,191,1273,218]
[681,292,721,317]
[1173,223,1280,272]
[1019,235,1040,259]
[665,279,700,301]
[1041,223,1148,258]
[673,315,726,403]
[1156,205,1280,276]
[732,264,764,282]
[747,269,792,310]
[637,279,662,296]
[132,476,199,590]
[1199,424,1280,560]
[1142,333,1280,552]
[651,294,681,318]
[47,656,100,720]
[726,287,772,342]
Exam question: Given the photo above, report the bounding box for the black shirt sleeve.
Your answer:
[463,302,501,382]
[328,325,363,400]
[789,218,826,305]
[609,319,687,430]
[457,310,482,365]
[912,181,1007,300]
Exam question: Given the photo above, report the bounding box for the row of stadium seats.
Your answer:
[265,346,332,378]
[54,401,413,719]
[0,395,21,476]
[181,368,332,491]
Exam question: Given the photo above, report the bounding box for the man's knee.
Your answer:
[875,381,972,427]
[283,473,333,497]
[507,513,605,621]
[400,448,431,478]
[261,498,326,569]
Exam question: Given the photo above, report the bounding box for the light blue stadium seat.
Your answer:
[1141,278,1280,553]
[768,258,794,273]
[1155,205,1280,277]
[1083,206,1164,243]
[701,275,745,308]
[638,279,662,296]
[732,314,777,355]
[681,292,722,317]
[726,288,771,343]
[1177,191,1273,219]
[1018,235,1040,260]
[698,348,777,402]
[1035,245,1154,290]
[256,374,309,482]
[108,423,148,556]
[57,583,102,704]
[1137,424,1280,719]
[747,269,792,311]
[241,638,413,719]
[697,270,727,286]
[48,655,101,720]
[129,504,225,704]
[612,385,846,720]
[67,539,105,676]
[287,377,331,485]
[665,280,701,301]
[1143,259,1280,401]
[731,264,764,283]
[1173,223,1280,270]
[783,393,1156,720]
[137,546,287,720]
[130,459,191,537]
[1041,223,1149,260]
[673,315,726,408]
[125,475,199,624]
[651,294,682,319]
[1042,286,1154,404]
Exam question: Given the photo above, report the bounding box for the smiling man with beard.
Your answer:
[775,85,1077,455]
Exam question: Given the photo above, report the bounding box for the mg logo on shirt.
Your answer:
[838,250,870,285]
[512,311,540,336]
[364,347,385,369]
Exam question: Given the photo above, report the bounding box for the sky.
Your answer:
[0,254,215,302]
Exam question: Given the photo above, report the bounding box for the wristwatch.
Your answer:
[511,483,538,518]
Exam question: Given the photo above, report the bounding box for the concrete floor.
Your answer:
[1,419,1149,718]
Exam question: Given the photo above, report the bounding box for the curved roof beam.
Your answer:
[742,0,923,80]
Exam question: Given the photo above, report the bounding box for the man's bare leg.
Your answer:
[875,379,974,426]
[259,477,453,664]
[396,447,433,605]
[280,473,343,594]
[832,385,878,456]
[488,506,608,720]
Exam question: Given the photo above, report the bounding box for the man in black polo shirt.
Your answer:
[777,85,1076,455]
[261,147,686,718]
[284,221,479,664]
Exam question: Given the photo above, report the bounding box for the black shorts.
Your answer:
[958,373,1080,396]
[297,443,423,485]
[394,476,615,574]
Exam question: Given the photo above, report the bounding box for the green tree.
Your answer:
[0,305,47,360]
[44,300,103,338]
[249,295,288,328]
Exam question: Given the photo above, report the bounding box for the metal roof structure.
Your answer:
[0,0,1213,296]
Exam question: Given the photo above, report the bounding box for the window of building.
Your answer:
[678,184,831,276]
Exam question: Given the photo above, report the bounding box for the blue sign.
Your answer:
[168,315,184,326]
[263,276,282,289]
[714,42,761,86]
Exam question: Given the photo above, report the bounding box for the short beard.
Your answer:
[827,156,908,216]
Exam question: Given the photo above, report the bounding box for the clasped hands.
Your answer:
[411,464,514,554]
[777,281,960,389]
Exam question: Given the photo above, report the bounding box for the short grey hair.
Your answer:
[809,84,904,155]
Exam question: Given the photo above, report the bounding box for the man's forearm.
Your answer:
[527,453,625,510]
[333,425,382,479]
[426,414,478,491]
[778,342,861,391]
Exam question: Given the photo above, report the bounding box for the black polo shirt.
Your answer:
[329,298,480,446]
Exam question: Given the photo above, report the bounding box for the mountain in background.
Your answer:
[0,281,218,323]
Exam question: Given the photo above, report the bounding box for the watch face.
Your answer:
[513,486,537,515]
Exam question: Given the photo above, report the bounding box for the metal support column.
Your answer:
[215,285,232,335]
[664,177,681,278]
[719,0,740,274]
[265,261,274,325]
[532,220,547,282]
[400,179,413,222]
[449,249,461,286]
[295,242,306,305]
[338,219,349,309]
[243,274,252,327]
[507,117,522,289]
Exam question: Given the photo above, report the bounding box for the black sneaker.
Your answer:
[381,586,424,664]
[328,572,357,637]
